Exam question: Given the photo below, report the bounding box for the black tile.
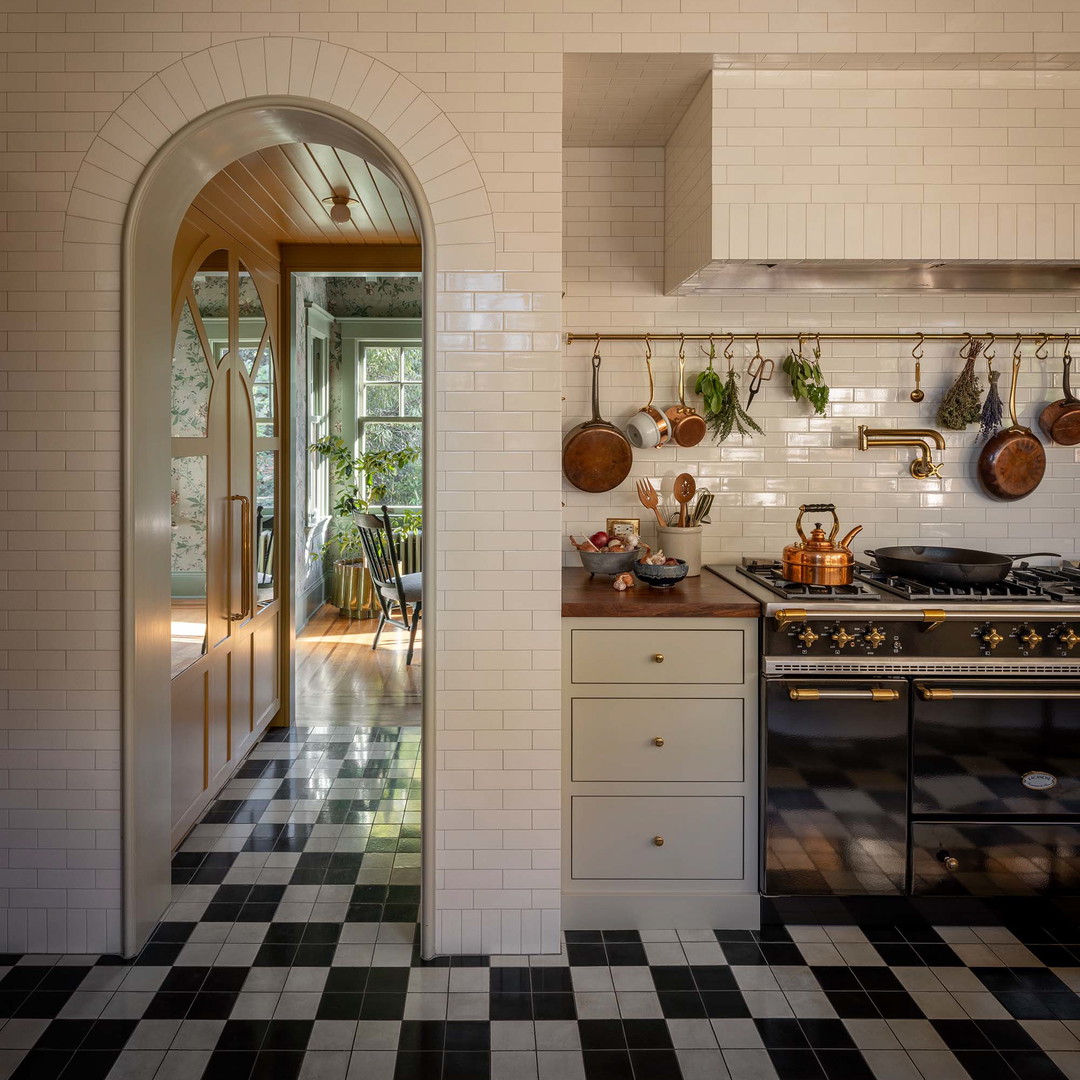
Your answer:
[202,1050,258,1080]
[766,1048,828,1080]
[604,943,648,967]
[301,923,341,943]
[261,1021,313,1051]
[36,1021,94,1049]
[720,943,766,966]
[188,992,239,1020]
[651,967,696,993]
[398,1021,445,1052]
[203,968,250,993]
[9,1048,73,1080]
[1044,995,1080,1020]
[813,1050,875,1080]
[1000,1050,1073,1079]
[324,968,368,993]
[150,922,196,943]
[951,1051,1017,1080]
[658,992,707,1019]
[690,966,738,992]
[489,968,530,993]
[293,944,336,967]
[761,944,805,966]
[392,1052,443,1080]
[442,1052,489,1080]
[621,1019,672,1049]
[314,994,364,1021]
[931,1019,994,1050]
[868,991,923,1020]
[254,945,298,968]
[37,969,92,992]
[974,1020,1039,1052]
[57,1050,121,1080]
[699,992,751,1019]
[823,991,880,1019]
[755,1019,810,1049]
[533,993,577,1021]
[993,992,1056,1020]
[15,993,74,1019]
[142,992,194,1020]
[366,969,409,994]
[531,967,573,993]
[579,1020,627,1051]
[217,1020,270,1051]
[810,967,861,991]
[359,994,406,1021]
[851,967,904,993]
[581,1049,634,1080]
[798,1019,856,1049]
[872,943,924,967]
[601,930,641,943]
[161,967,209,992]
[566,944,608,967]
[488,993,532,1021]
[444,1021,490,1052]
[913,944,963,967]
[0,968,51,992]
[80,1020,138,1050]
[629,1050,682,1078]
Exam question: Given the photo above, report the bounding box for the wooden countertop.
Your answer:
[561,567,761,618]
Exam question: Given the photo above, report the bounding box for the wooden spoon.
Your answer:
[673,473,696,528]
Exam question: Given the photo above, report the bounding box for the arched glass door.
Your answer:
[170,246,281,843]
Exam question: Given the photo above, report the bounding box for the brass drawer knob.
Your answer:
[653,737,665,747]
[653,653,665,663]
[653,836,665,846]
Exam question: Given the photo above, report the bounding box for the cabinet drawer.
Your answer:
[571,698,744,783]
[571,796,744,880]
[570,629,744,685]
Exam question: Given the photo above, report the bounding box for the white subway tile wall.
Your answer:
[564,142,1080,567]
[4,7,1080,955]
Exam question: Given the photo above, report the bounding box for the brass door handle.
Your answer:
[788,688,900,701]
[229,494,252,621]
[653,653,665,663]
[919,685,1080,700]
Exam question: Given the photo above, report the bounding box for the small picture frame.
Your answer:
[606,517,640,539]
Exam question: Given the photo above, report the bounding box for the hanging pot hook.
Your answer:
[592,333,601,361]
[959,331,973,359]
[983,331,996,364]
[644,333,652,362]
[678,332,686,361]
[1013,333,1023,362]
[796,333,806,362]
[723,333,735,363]
[814,332,822,357]
[1035,332,1049,360]
[753,333,764,365]
[701,332,716,361]
[912,333,925,361]
[1064,333,1072,364]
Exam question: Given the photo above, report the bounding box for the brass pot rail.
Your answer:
[567,331,1079,346]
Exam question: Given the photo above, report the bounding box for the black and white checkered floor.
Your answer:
[5,721,1080,1080]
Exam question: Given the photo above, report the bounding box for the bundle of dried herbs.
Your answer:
[978,367,1004,441]
[694,345,727,433]
[712,367,764,442]
[937,337,984,430]
[782,341,830,415]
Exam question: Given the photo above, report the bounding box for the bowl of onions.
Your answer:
[570,530,640,576]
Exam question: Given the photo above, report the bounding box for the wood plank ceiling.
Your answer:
[191,143,421,252]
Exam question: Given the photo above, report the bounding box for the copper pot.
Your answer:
[665,343,706,447]
[781,503,863,586]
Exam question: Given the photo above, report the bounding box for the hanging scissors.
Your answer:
[745,334,774,411]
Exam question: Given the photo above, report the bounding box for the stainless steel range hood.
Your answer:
[672,260,1080,295]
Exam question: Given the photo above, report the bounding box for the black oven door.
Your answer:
[764,678,909,895]
[912,679,1080,816]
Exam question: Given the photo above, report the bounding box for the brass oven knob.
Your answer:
[1059,627,1080,651]
[831,626,856,648]
[942,854,959,871]
[797,626,819,648]
[1019,627,1044,650]
[653,653,665,664]
[653,737,665,747]
[653,836,665,847]
[981,627,1004,650]
[864,627,887,649]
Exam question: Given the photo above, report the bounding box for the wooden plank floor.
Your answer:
[295,603,421,727]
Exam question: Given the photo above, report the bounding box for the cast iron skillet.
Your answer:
[865,546,1061,586]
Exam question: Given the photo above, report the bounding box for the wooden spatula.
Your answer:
[674,473,696,528]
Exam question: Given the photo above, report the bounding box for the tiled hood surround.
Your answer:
[665,68,1080,294]
[563,144,1080,567]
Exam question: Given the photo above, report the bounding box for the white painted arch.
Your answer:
[65,41,497,956]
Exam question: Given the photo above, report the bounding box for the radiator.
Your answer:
[399,531,422,576]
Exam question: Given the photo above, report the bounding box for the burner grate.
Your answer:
[853,563,1052,602]
[736,561,879,601]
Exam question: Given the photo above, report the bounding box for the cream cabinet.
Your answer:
[562,617,759,930]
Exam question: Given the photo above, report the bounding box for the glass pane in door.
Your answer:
[171,455,208,677]
[238,263,267,375]
[171,300,211,438]
[253,340,275,438]
[255,450,276,606]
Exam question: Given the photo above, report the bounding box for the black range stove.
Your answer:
[707,558,1080,900]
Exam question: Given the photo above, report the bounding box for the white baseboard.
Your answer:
[561,891,760,930]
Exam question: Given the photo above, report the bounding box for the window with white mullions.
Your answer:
[358,342,423,511]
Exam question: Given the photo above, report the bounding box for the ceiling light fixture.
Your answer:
[323,192,357,224]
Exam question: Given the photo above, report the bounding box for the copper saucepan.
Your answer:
[625,336,671,449]
[665,335,706,447]
[1039,334,1080,446]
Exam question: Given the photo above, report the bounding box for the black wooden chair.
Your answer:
[355,505,422,665]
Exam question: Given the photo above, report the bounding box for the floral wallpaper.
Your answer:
[171,299,210,438]
[324,275,422,319]
[171,455,207,574]
[190,268,266,319]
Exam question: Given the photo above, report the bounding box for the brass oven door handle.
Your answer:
[918,685,1080,701]
[229,494,253,622]
[788,688,900,702]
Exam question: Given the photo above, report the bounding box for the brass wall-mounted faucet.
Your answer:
[858,425,946,480]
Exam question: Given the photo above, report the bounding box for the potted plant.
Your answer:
[310,434,421,616]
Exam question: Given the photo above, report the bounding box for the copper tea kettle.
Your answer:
[781,503,864,586]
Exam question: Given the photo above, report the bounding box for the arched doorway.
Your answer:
[123,100,440,957]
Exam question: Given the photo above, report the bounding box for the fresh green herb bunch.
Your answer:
[938,337,984,430]
[782,341,830,415]
[694,343,727,432]
[713,368,764,442]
